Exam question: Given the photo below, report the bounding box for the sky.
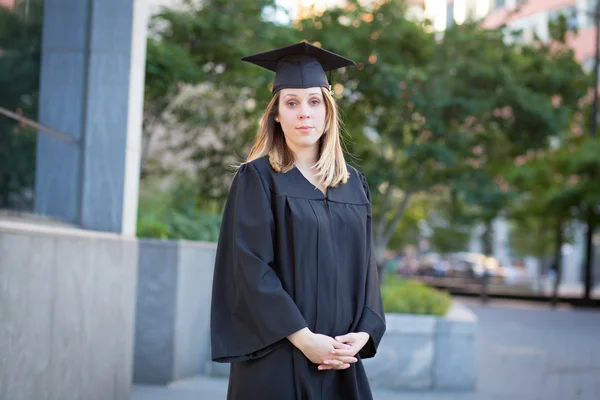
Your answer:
[147,0,452,31]
[274,0,298,24]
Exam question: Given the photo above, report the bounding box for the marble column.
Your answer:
[35,0,148,235]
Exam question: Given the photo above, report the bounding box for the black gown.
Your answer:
[210,155,386,400]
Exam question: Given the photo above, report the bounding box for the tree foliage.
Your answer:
[142,0,593,271]
[142,0,298,202]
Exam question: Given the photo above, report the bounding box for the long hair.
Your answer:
[244,87,349,187]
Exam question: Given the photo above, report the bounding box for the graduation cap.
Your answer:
[242,42,356,94]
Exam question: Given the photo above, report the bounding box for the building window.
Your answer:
[586,0,598,28]
[583,56,596,74]
[549,5,578,30]
[521,26,534,43]
[491,0,505,11]
[465,0,477,21]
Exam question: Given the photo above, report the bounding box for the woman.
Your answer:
[210,42,386,400]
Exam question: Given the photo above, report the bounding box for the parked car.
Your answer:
[447,252,505,283]
[415,252,441,276]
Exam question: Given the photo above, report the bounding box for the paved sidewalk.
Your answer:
[132,301,600,400]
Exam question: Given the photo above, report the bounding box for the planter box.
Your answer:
[133,239,217,384]
[363,302,477,390]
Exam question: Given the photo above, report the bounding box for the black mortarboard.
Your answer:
[242,42,356,94]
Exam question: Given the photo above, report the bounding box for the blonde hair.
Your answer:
[244,87,349,188]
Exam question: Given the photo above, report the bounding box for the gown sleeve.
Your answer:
[210,163,308,363]
[355,173,387,359]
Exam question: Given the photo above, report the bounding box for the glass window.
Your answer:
[549,5,578,29]
[493,0,506,10]
[586,0,598,28]
[583,56,595,73]
[0,0,44,212]
[522,26,534,43]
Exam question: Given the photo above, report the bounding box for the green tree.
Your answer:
[298,1,587,275]
[442,13,587,256]
[142,0,298,206]
[550,135,600,300]
[428,189,475,254]
[503,14,595,300]
[142,0,590,277]
[297,1,462,271]
[137,173,223,241]
[508,131,600,300]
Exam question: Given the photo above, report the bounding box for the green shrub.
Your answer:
[136,177,223,242]
[381,277,452,316]
[137,215,170,239]
[137,210,222,242]
[167,210,222,241]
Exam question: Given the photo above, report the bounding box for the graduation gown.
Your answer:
[210,155,386,400]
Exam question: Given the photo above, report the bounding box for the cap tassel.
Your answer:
[328,71,334,96]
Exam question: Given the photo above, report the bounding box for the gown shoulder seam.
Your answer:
[248,163,275,197]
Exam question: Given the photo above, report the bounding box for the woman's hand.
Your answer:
[317,332,370,371]
[288,328,358,370]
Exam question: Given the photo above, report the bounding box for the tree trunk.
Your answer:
[372,190,415,285]
[381,191,413,246]
[374,242,387,285]
[551,220,564,308]
[140,104,170,175]
[140,125,156,175]
[479,219,494,304]
[482,219,494,256]
[583,213,595,302]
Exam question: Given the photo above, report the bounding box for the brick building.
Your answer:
[429,0,598,71]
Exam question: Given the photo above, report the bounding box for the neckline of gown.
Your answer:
[290,166,329,200]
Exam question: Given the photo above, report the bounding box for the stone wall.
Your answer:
[0,220,138,400]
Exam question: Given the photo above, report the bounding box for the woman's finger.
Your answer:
[331,341,352,350]
[322,359,345,366]
[318,363,351,371]
[335,356,358,364]
[324,356,357,365]
[335,334,354,343]
[336,363,351,370]
[330,348,356,357]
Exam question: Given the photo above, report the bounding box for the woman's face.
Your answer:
[277,87,327,152]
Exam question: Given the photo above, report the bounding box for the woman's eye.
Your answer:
[287,102,297,107]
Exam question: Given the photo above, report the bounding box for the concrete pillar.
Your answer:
[34,0,148,235]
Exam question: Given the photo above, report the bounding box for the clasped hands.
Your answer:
[288,328,370,371]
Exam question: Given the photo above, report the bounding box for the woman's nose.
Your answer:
[298,102,311,119]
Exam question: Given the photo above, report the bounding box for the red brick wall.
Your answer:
[484,0,578,28]
[0,0,16,9]
[483,0,594,63]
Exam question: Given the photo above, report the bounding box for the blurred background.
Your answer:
[1,1,600,399]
